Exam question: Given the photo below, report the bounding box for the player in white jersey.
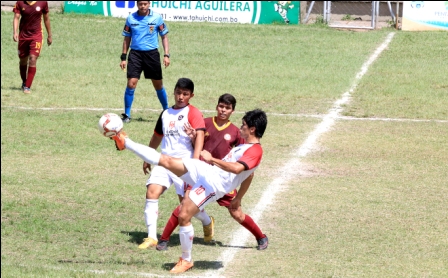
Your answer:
[138,77,214,249]
[110,108,267,273]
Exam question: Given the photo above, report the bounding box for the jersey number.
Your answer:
[35,42,41,50]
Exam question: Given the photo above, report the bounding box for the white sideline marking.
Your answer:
[203,32,396,277]
[2,105,447,123]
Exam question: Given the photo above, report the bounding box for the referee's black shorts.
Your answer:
[127,49,163,80]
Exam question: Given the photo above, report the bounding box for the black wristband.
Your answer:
[120,53,127,61]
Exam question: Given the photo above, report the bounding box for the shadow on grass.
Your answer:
[121,231,253,249]
[163,260,224,271]
[58,258,224,270]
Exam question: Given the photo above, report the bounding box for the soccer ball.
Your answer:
[98,113,123,137]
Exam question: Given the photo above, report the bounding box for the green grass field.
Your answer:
[1,11,447,277]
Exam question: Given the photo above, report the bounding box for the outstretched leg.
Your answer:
[113,132,188,177]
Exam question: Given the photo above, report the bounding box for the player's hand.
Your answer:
[13,33,18,42]
[163,57,170,68]
[200,150,212,163]
[120,61,127,71]
[143,161,152,175]
[229,198,241,211]
[47,36,52,46]
[183,122,196,139]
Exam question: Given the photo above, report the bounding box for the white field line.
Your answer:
[203,32,396,277]
[2,105,447,123]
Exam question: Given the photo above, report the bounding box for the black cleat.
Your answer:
[156,240,169,251]
[257,235,268,250]
[121,113,131,123]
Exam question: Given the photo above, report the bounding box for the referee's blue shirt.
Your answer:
[122,9,169,51]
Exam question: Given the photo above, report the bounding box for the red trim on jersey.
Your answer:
[187,104,205,130]
[237,144,263,170]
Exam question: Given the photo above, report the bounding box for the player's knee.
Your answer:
[127,79,138,88]
[28,56,38,65]
[146,184,165,199]
[178,210,192,226]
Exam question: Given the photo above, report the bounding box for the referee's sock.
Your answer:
[156,87,169,110]
[124,87,135,117]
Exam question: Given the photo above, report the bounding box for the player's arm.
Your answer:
[192,130,204,159]
[161,34,170,68]
[43,12,52,45]
[201,150,246,174]
[229,173,254,210]
[120,36,131,70]
[13,12,20,42]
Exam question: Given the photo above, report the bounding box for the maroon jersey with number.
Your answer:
[203,117,244,160]
[13,1,49,40]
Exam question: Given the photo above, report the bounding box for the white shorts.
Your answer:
[181,158,227,209]
[147,165,186,196]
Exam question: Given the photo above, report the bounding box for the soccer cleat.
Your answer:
[138,237,157,249]
[257,234,268,250]
[21,82,26,90]
[156,239,169,251]
[121,113,131,123]
[111,131,127,151]
[203,216,215,243]
[169,257,193,273]
[23,86,31,94]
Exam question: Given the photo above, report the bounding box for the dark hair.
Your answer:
[137,1,150,3]
[174,78,194,93]
[218,93,237,110]
[242,109,267,138]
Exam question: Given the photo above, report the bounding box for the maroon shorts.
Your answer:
[185,185,237,207]
[216,189,237,207]
[18,38,43,58]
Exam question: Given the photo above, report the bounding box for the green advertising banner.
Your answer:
[64,1,105,15]
[64,1,300,24]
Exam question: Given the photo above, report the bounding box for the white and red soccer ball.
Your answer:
[98,113,123,137]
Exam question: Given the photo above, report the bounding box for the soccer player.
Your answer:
[156,93,268,252]
[137,77,214,249]
[119,1,170,123]
[110,108,267,273]
[13,1,52,94]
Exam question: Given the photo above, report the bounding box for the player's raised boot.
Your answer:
[257,234,269,250]
[169,257,193,273]
[111,131,128,151]
[203,216,215,243]
[23,86,31,94]
[138,237,157,249]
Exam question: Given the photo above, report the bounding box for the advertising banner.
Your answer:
[64,1,300,24]
[402,1,448,31]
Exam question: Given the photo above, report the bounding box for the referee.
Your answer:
[120,1,170,123]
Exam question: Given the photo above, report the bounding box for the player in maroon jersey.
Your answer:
[13,1,52,94]
[156,93,268,252]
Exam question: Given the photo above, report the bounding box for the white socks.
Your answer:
[125,138,161,165]
[144,199,159,240]
[194,209,211,226]
[179,224,194,262]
